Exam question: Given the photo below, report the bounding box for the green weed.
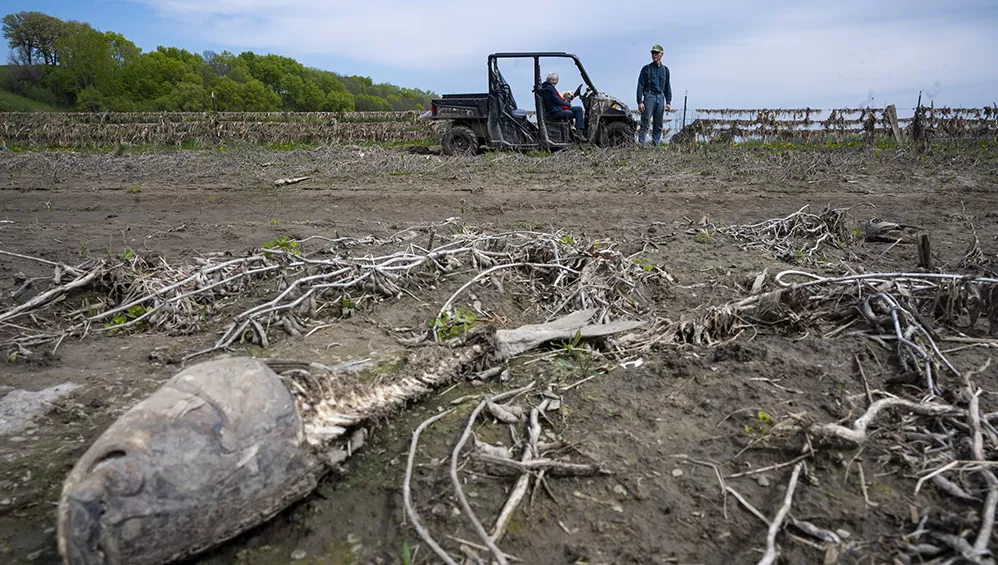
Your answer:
[431,309,476,340]
[261,236,301,256]
[631,257,654,271]
[115,249,136,261]
[340,296,357,318]
[104,304,152,334]
[554,330,602,379]
[399,540,412,565]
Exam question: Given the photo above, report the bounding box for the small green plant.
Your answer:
[558,235,576,246]
[115,249,136,261]
[631,257,654,271]
[126,185,142,194]
[554,330,602,378]
[268,219,281,225]
[340,296,357,318]
[431,309,477,340]
[105,304,152,334]
[207,195,217,202]
[756,411,773,425]
[261,237,301,256]
[694,232,710,243]
[399,540,412,565]
[510,220,535,230]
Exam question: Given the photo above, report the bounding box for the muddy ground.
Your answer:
[1,143,997,564]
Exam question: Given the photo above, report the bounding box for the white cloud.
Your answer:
[668,18,996,108]
[132,0,998,107]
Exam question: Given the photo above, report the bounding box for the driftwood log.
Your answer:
[57,310,641,565]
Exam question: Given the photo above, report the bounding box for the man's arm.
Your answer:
[636,65,647,106]
[664,67,673,106]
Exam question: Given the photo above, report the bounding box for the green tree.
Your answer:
[324,89,354,112]
[54,21,114,91]
[1,10,435,112]
[154,81,208,111]
[104,32,140,66]
[74,86,108,111]
[2,11,64,65]
[238,78,281,111]
[354,93,391,112]
[121,51,190,101]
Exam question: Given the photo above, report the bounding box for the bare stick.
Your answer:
[727,454,810,479]
[858,463,879,508]
[789,518,841,544]
[807,398,961,448]
[444,536,521,562]
[687,458,728,520]
[974,470,998,556]
[0,249,83,274]
[451,383,535,565]
[914,461,961,496]
[475,454,606,477]
[757,462,804,565]
[491,406,541,542]
[855,354,873,406]
[404,409,460,565]
[726,487,769,526]
[88,255,267,322]
[438,262,578,320]
[0,269,100,324]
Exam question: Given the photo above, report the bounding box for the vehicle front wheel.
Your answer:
[596,121,635,148]
[441,125,479,156]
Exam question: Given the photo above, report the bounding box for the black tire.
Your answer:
[441,125,479,156]
[596,121,635,148]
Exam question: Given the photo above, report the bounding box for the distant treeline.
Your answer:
[0,11,435,112]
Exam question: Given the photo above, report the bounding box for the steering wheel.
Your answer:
[574,83,584,99]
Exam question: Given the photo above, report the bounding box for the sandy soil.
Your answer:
[1,144,997,564]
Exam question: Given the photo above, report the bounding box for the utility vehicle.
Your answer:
[420,52,635,155]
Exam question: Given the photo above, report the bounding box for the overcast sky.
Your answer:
[11,0,998,111]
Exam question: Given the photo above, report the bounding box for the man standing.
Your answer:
[636,45,672,146]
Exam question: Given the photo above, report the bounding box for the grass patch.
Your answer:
[0,89,61,112]
[265,141,322,151]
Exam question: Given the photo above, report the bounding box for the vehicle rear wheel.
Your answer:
[441,125,479,156]
[596,121,635,148]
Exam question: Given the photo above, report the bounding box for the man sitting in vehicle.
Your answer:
[539,73,584,132]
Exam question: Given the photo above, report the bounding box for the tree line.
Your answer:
[1,11,435,112]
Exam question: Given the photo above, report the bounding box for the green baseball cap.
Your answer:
[651,44,664,53]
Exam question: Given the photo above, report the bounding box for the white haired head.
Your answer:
[546,72,558,82]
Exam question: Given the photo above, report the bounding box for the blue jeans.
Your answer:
[639,92,665,145]
[550,106,584,131]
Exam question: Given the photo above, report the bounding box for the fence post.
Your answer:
[912,91,925,152]
[682,91,688,130]
[885,104,903,147]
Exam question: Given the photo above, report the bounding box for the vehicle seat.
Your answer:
[499,83,529,121]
